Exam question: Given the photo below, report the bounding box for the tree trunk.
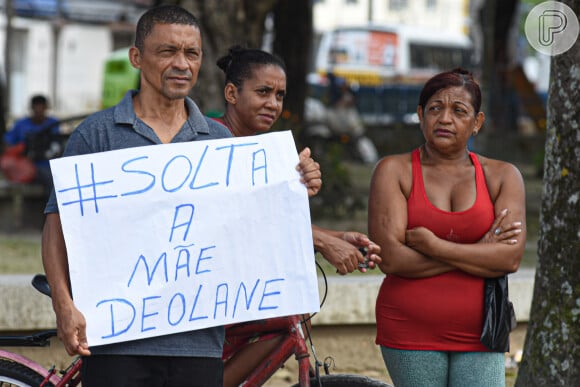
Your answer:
[175,0,278,113]
[515,1,580,385]
[272,0,313,135]
[1,0,14,144]
[150,0,312,128]
[477,0,520,132]
[0,84,6,148]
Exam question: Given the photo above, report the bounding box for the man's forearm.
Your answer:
[42,213,73,310]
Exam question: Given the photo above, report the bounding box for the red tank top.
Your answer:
[375,148,494,351]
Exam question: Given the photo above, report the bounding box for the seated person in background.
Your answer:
[4,95,60,192]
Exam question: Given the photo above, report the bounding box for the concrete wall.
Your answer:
[0,269,535,331]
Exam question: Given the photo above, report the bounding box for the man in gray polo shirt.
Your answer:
[41,5,318,386]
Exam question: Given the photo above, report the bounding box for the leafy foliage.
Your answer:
[308,144,366,219]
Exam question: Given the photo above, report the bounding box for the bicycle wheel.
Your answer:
[0,359,54,387]
[291,373,393,387]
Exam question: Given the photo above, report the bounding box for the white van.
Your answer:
[309,24,473,86]
[308,25,474,126]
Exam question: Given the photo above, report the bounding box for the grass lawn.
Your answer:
[0,234,44,274]
[0,231,538,276]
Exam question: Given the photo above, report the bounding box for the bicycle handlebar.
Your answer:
[0,330,57,347]
[31,274,51,298]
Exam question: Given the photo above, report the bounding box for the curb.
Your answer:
[313,269,534,325]
[0,270,534,331]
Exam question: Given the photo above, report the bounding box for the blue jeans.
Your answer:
[380,346,504,387]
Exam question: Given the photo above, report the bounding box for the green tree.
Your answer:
[515,0,580,385]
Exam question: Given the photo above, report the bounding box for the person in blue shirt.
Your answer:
[4,94,60,192]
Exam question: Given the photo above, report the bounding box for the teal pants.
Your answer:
[380,346,504,387]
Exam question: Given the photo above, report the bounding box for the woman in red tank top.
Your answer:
[368,68,527,386]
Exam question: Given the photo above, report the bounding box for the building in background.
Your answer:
[313,0,470,35]
[0,0,150,119]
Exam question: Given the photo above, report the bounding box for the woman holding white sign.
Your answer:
[214,45,381,275]
[213,45,383,387]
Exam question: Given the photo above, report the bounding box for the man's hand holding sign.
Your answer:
[50,131,319,347]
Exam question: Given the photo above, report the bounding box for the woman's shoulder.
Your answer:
[372,152,413,181]
[474,153,522,176]
[473,153,525,196]
[371,152,414,196]
[376,152,412,169]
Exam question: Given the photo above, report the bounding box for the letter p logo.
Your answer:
[525,1,579,56]
[539,10,567,46]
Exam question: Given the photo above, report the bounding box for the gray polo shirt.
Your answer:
[45,90,231,357]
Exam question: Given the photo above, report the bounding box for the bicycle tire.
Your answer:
[0,359,54,387]
[291,373,393,387]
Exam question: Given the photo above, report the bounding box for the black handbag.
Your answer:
[480,275,517,352]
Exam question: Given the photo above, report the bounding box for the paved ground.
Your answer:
[263,323,527,386]
[2,322,527,386]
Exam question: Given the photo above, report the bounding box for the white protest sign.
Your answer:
[50,130,319,347]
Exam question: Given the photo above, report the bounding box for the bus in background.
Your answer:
[307,24,474,127]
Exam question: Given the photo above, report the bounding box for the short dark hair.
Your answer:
[30,95,48,107]
[418,68,482,115]
[134,5,200,52]
[216,45,286,88]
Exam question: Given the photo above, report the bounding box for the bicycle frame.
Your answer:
[1,274,317,387]
[0,331,82,386]
[227,315,314,386]
[0,317,313,387]
[2,275,388,387]
[0,349,60,386]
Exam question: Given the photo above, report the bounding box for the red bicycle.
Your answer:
[0,274,391,387]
